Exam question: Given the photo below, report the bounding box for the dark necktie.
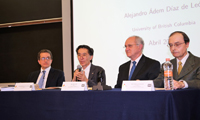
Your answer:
[128,61,136,80]
[38,71,46,88]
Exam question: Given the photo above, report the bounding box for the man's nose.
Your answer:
[125,46,129,51]
[80,56,84,59]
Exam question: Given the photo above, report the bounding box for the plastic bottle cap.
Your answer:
[166,58,170,61]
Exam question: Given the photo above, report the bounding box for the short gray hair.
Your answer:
[129,35,144,50]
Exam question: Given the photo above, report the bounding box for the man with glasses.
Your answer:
[115,36,160,88]
[154,31,200,89]
[27,49,65,88]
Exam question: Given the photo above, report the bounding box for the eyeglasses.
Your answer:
[124,44,139,48]
[40,57,51,61]
[167,42,185,48]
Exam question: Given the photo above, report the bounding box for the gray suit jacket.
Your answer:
[88,64,106,87]
[154,52,200,89]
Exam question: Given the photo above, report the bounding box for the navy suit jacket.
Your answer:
[115,55,160,88]
[27,68,65,88]
[154,52,200,89]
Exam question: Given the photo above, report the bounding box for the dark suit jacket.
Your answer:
[87,64,106,87]
[115,55,160,88]
[154,52,200,89]
[27,68,65,88]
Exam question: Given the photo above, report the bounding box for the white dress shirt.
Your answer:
[129,54,142,76]
[83,63,91,79]
[36,66,51,88]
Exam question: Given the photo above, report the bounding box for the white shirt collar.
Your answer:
[129,54,142,75]
[40,66,51,73]
[131,54,142,66]
[83,63,91,79]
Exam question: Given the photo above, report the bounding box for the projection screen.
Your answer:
[72,0,200,87]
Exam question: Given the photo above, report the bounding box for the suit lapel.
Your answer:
[178,53,195,79]
[171,59,178,80]
[131,55,145,79]
[125,61,131,79]
[34,71,40,83]
[46,68,54,87]
[88,64,94,80]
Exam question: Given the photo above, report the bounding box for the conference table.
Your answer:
[0,88,200,120]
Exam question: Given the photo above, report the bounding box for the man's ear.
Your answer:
[90,55,93,60]
[139,44,143,51]
[185,42,189,49]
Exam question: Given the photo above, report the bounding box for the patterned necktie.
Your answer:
[38,71,46,88]
[178,61,182,75]
[128,61,136,80]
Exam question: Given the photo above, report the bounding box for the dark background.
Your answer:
[0,0,63,83]
[0,0,61,24]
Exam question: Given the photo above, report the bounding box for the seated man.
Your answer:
[72,45,106,87]
[27,49,65,88]
[154,31,200,89]
[115,36,160,88]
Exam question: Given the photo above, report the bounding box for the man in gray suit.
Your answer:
[154,31,200,89]
[72,45,106,87]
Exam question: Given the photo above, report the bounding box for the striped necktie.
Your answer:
[128,61,136,80]
[38,71,46,88]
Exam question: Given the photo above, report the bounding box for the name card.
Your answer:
[61,82,88,91]
[14,83,35,91]
[122,80,155,91]
[0,87,15,91]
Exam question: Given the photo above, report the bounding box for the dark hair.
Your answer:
[169,31,190,43]
[37,49,53,60]
[76,45,94,62]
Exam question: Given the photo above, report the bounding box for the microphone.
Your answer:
[76,65,82,81]
[77,65,82,72]
[92,70,112,90]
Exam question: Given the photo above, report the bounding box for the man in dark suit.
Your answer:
[27,49,65,88]
[154,31,200,89]
[72,45,106,87]
[115,36,160,88]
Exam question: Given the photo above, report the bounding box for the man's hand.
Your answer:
[72,70,88,82]
[173,80,185,90]
[72,69,79,81]
[76,71,88,82]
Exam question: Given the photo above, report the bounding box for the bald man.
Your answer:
[115,36,160,88]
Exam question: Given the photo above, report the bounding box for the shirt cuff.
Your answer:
[179,80,188,88]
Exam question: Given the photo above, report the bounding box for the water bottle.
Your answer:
[163,58,174,90]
